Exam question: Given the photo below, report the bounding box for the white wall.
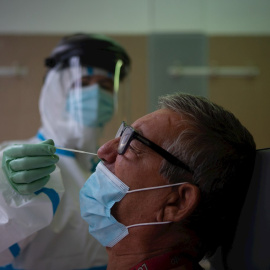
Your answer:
[0,0,269,35]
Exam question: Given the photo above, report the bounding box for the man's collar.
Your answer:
[129,249,203,270]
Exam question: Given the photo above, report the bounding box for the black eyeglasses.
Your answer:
[115,121,192,173]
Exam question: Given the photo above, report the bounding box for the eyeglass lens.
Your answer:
[115,122,125,138]
[119,126,134,154]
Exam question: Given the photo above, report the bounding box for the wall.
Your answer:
[0,35,60,141]
[0,0,269,35]
[209,36,270,149]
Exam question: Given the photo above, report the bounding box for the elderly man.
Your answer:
[80,93,256,270]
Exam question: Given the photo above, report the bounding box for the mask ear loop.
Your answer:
[126,182,187,193]
[127,221,172,229]
[125,182,187,229]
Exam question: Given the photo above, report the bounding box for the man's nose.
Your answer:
[97,138,119,165]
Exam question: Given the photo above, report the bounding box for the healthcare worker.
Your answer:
[0,33,130,270]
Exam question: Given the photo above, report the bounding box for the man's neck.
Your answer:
[107,248,201,270]
[106,224,200,269]
[107,244,200,270]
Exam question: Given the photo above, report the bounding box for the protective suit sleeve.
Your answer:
[0,142,65,262]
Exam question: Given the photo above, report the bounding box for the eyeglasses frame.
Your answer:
[116,121,192,173]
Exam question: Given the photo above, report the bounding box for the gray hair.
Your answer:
[158,92,256,258]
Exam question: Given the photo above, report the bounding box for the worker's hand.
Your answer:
[2,139,59,195]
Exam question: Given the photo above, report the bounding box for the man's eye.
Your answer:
[129,143,142,155]
[129,145,136,152]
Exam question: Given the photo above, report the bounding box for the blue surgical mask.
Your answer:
[66,84,114,127]
[80,162,186,247]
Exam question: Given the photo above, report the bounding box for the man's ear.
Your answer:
[158,183,200,222]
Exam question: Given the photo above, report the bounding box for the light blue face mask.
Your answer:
[66,84,114,127]
[80,162,186,247]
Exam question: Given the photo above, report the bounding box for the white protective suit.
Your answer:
[0,63,111,270]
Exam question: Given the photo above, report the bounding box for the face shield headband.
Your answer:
[80,162,187,247]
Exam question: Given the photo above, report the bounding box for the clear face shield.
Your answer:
[111,59,131,128]
[39,56,130,152]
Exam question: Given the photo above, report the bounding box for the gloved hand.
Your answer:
[2,139,59,195]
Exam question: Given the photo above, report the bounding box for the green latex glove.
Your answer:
[2,139,59,195]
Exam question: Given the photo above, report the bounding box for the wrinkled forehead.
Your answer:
[132,109,184,143]
[133,109,182,127]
